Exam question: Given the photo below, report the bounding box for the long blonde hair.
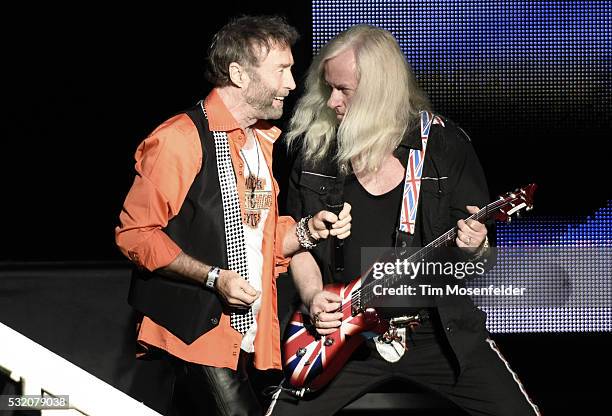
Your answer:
[286,25,430,173]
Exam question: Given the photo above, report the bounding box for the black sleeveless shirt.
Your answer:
[340,173,403,284]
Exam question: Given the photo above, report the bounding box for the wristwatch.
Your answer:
[205,266,221,290]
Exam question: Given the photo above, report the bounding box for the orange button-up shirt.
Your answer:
[115,89,295,370]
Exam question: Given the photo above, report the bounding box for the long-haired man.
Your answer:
[269,25,539,416]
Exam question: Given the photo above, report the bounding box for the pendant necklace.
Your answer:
[240,132,260,209]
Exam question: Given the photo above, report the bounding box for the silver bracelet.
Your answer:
[296,215,318,250]
[205,266,220,290]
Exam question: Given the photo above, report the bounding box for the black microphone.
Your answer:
[325,193,345,274]
[325,193,344,218]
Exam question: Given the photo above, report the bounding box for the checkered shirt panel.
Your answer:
[203,105,254,333]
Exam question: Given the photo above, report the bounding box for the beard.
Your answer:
[244,72,283,120]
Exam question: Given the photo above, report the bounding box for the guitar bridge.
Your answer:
[389,313,424,328]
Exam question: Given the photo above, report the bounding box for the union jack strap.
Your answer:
[399,112,445,234]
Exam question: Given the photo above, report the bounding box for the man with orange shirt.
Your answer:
[115,15,351,416]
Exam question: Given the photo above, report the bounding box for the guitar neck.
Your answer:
[354,197,512,310]
[419,199,501,256]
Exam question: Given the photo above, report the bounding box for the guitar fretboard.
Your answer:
[352,195,518,310]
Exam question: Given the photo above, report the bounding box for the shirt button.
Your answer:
[128,252,140,263]
[232,351,237,356]
[233,344,238,348]
[446,326,453,332]
[238,171,243,176]
[210,318,218,325]
[319,186,326,192]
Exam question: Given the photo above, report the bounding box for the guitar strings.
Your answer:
[336,196,518,317]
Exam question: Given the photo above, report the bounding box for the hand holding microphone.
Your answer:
[308,202,352,241]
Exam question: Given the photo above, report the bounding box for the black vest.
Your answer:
[128,104,231,345]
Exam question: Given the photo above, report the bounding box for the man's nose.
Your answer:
[285,70,296,91]
[327,89,342,109]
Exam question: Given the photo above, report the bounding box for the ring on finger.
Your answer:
[312,311,322,325]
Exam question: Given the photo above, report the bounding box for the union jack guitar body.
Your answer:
[282,184,537,396]
[282,279,388,395]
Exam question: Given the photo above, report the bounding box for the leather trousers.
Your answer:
[171,350,262,416]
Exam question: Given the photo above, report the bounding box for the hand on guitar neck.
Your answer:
[456,205,488,251]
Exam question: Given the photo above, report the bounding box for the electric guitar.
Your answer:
[282,184,537,396]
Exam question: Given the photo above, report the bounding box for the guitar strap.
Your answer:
[398,111,445,235]
[376,111,445,362]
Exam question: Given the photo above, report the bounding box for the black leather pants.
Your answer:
[170,351,262,416]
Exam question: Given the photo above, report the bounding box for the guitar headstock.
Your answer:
[493,183,537,222]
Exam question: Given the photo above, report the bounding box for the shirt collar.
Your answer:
[204,88,241,132]
[203,88,282,142]
[392,123,422,161]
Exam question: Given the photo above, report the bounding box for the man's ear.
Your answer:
[228,62,249,88]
